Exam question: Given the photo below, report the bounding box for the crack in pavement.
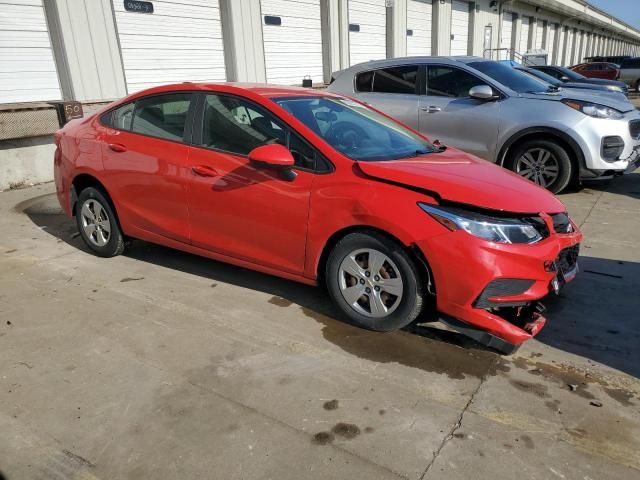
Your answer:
[418,356,496,480]
[578,188,607,229]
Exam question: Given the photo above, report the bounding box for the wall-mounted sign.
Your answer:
[51,101,83,127]
[124,0,154,14]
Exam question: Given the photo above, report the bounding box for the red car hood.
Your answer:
[357,148,566,214]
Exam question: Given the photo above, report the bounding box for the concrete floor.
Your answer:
[0,173,639,480]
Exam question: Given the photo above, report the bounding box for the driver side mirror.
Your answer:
[248,144,297,181]
[469,85,499,101]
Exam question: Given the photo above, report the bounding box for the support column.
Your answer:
[219,0,266,82]
[387,0,408,58]
[432,0,452,56]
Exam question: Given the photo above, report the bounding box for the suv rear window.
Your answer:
[355,66,419,94]
[621,58,640,69]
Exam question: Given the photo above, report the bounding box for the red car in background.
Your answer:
[53,83,582,354]
[571,62,621,80]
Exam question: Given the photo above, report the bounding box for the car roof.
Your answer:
[342,56,486,70]
[123,82,336,101]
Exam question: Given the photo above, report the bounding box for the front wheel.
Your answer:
[506,139,573,194]
[325,232,425,332]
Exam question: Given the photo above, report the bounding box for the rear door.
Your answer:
[100,93,193,243]
[186,93,315,274]
[418,65,500,160]
[354,65,421,130]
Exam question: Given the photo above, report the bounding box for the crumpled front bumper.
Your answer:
[417,222,583,353]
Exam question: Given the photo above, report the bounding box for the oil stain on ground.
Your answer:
[269,296,292,307]
[300,307,501,380]
[323,399,339,410]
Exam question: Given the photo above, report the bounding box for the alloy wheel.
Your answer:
[80,199,111,247]
[516,147,560,188]
[338,248,404,318]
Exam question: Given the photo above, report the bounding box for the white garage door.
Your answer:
[261,0,323,85]
[535,21,544,50]
[565,29,574,66]
[0,0,61,103]
[548,24,557,63]
[348,0,386,66]
[406,0,432,57]
[500,12,514,59]
[113,0,226,93]
[557,27,565,64]
[450,0,469,55]
[519,16,530,54]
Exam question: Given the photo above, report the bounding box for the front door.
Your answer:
[418,65,500,160]
[100,93,193,243]
[187,93,313,274]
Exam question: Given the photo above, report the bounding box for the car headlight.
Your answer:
[419,204,544,244]
[562,99,623,119]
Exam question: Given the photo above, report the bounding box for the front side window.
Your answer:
[131,93,192,141]
[372,66,419,94]
[275,96,435,162]
[426,66,488,97]
[201,94,285,155]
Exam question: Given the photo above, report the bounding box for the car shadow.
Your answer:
[16,192,640,379]
[580,170,640,200]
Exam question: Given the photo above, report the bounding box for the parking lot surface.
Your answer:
[1,174,639,480]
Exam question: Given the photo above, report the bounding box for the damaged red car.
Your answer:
[54,83,582,353]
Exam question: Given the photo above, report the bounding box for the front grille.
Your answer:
[474,279,535,309]
[555,244,580,274]
[630,120,640,140]
[551,213,572,234]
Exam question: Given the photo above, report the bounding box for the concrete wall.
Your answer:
[0,137,55,191]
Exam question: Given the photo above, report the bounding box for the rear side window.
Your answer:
[112,103,134,130]
[427,66,486,98]
[355,70,374,92]
[537,67,561,79]
[622,58,640,68]
[372,66,418,94]
[131,93,192,141]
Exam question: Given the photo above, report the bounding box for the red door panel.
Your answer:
[187,146,312,274]
[100,128,191,243]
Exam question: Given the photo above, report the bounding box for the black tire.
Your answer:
[75,186,125,257]
[325,231,425,332]
[506,139,573,194]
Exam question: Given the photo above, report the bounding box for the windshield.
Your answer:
[557,67,585,81]
[520,68,561,86]
[468,61,551,93]
[273,96,436,161]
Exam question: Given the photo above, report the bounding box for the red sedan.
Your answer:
[54,83,582,354]
[571,62,621,80]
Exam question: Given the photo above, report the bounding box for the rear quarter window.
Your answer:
[355,70,374,92]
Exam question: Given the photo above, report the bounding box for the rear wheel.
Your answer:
[75,187,125,257]
[506,139,573,194]
[325,232,424,332]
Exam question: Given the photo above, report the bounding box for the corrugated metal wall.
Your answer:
[0,0,61,102]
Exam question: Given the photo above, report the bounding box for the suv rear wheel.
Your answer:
[325,231,424,331]
[506,139,573,194]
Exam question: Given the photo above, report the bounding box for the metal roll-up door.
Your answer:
[348,0,387,66]
[261,0,323,85]
[548,24,557,63]
[450,0,469,55]
[519,16,530,54]
[0,0,61,102]
[500,12,514,59]
[406,0,432,56]
[113,0,226,93]
[535,21,544,50]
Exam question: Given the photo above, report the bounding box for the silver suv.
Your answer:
[328,57,640,193]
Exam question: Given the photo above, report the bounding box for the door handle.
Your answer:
[108,143,127,152]
[192,165,218,177]
[420,106,442,113]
